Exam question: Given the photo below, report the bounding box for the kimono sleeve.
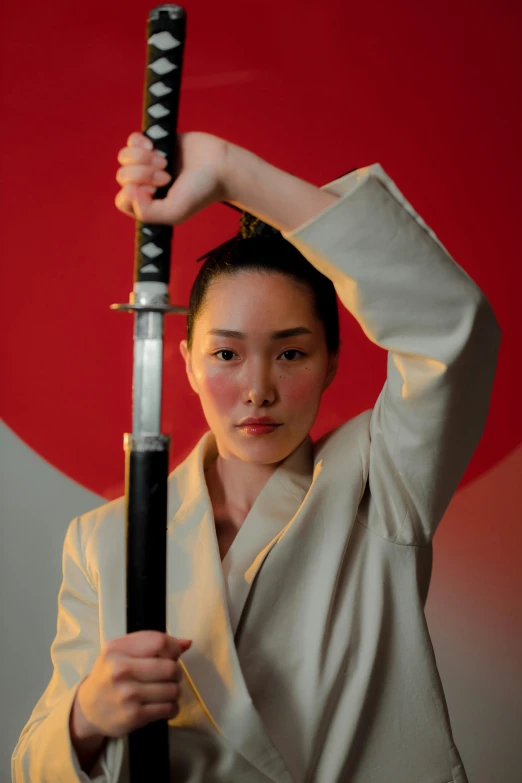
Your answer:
[11,516,124,782]
[282,164,501,546]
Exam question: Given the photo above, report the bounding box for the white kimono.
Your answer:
[12,164,501,783]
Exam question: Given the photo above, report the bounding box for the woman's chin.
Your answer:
[231,429,298,464]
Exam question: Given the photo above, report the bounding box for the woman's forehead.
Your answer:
[195,272,319,335]
[205,271,312,307]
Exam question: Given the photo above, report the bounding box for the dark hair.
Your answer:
[186,210,340,353]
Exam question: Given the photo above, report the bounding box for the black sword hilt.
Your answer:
[135,5,187,285]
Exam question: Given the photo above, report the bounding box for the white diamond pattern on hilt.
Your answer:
[148,32,180,51]
[141,242,163,259]
[146,125,168,140]
[147,103,170,119]
[148,57,177,75]
[140,263,160,273]
[142,227,153,236]
[149,81,172,98]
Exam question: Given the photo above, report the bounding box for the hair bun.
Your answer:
[240,211,281,239]
[195,208,282,263]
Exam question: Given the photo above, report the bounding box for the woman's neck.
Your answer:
[205,454,278,522]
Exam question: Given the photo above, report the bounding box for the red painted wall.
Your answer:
[2,0,521,499]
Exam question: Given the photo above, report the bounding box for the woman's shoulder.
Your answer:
[314,408,372,463]
[76,494,125,531]
[72,457,190,572]
[68,495,126,577]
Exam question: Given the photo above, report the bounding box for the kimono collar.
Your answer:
[167,428,315,536]
[165,429,315,782]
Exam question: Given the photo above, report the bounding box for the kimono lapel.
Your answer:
[165,430,314,782]
[222,434,314,636]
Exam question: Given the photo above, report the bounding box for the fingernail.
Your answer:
[143,137,153,150]
[153,170,171,185]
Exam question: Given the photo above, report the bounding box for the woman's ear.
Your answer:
[179,340,200,396]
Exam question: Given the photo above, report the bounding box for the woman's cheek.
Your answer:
[283,367,324,406]
[204,370,238,410]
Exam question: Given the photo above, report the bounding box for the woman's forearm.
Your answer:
[222,142,339,233]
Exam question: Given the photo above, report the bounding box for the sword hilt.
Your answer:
[135,5,187,285]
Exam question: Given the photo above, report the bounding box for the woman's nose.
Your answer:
[245,361,276,407]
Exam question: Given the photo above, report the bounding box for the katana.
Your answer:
[111,5,187,781]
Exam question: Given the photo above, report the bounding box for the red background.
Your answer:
[2,0,521,499]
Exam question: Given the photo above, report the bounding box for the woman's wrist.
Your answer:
[221,141,339,233]
[69,683,108,773]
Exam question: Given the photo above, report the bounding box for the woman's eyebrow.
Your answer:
[207,327,313,340]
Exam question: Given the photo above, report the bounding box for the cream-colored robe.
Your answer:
[12,164,501,783]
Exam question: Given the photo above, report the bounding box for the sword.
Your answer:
[111,5,187,780]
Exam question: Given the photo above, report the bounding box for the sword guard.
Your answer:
[110,301,188,314]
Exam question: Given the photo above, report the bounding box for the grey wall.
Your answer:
[1,422,106,781]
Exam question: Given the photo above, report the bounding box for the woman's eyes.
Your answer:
[213,350,236,361]
[212,349,305,362]
[280,350,305,361]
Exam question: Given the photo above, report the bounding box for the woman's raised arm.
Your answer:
[279,165,502,545]
[196,137,502,546]
[114,130,339,230]
[115,132,501,545]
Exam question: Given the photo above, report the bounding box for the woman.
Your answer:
[12,131,500,782]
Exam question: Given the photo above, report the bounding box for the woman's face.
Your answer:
[179,271,338,465]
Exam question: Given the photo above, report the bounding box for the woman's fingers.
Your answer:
[115,137,170,219]
[123,681,180,705]
[127,187,177,224]
[111,655,182,685]
[127,131,154,150]
[106,631,190,661]
[115,184,155,218]
[122,167,220,225]
[116,164,171,188]
[132,657,183,684]
[117,146,167,167]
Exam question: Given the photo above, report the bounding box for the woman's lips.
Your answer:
[237,423,282,435]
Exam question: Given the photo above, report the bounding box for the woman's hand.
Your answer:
[71,631,192,740]
[115,129,338,233]
[115,131,229,225]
